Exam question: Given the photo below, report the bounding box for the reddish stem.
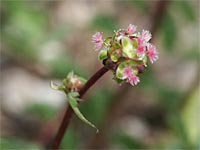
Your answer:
[46,66,109,149]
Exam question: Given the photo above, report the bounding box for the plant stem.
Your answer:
[86,1,171,149]
[47,66,109,150]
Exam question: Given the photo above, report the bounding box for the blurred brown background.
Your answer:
[0,0,199,149]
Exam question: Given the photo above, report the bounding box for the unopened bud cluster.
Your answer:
[51,72,86,93]
[92,24,159,86]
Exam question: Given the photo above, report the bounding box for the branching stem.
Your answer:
[47,66,109,149]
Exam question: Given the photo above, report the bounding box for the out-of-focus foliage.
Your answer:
[1,0,199,150]
[161,13,177,51]
[60,128,78,149]
[181,88,200,148]
[174,1,197,22]
[25,103,57,121]
[113,132,145,149]
[2,1,47,60]
[91,15,118,32]
[49,55,85,78]
[80,88,114,125]
[130,0,150,13]
[0,137,40,149]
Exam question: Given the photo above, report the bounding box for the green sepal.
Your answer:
[113,41,121,49]
[98,49,108,60]
[122,37,137,59]
[110,53,119,62]
[66,71,87,84]
[77,76,87,84]
[112,76,124,84]
[116,63,124,79]
[67,71,74,79]
[132,39,138,49]
[110,50,121,62]
[116,60,138,80]
[104,37,112,46]
[69,92,79,97]
[67,92,99,133]
[50,80,66,91]
[142,55,148,67]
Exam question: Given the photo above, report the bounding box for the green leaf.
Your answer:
[122,37,136,59]
[67,93,99,133]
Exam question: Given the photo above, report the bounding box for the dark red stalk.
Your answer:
[46,66,109,149]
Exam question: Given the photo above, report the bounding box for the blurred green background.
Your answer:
[0,0,199,149]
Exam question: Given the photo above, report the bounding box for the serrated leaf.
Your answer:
[67,93,99,133]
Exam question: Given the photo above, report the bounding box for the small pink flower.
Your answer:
[123,66,133,79]
[92,32,104,51]
[127,24,137,34]
[136,37,146,58]
[123,66,140,86]
[128,75,140,86]
[137,46,146,58]
[140,30,152,42]
[147,43,158,63]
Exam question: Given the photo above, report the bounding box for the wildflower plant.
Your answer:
[93,24,158,86]
[50,24,158,149]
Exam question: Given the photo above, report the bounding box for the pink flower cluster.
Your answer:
[126,24,158,63]
[123,66,140,86]
[92,24,159,86]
